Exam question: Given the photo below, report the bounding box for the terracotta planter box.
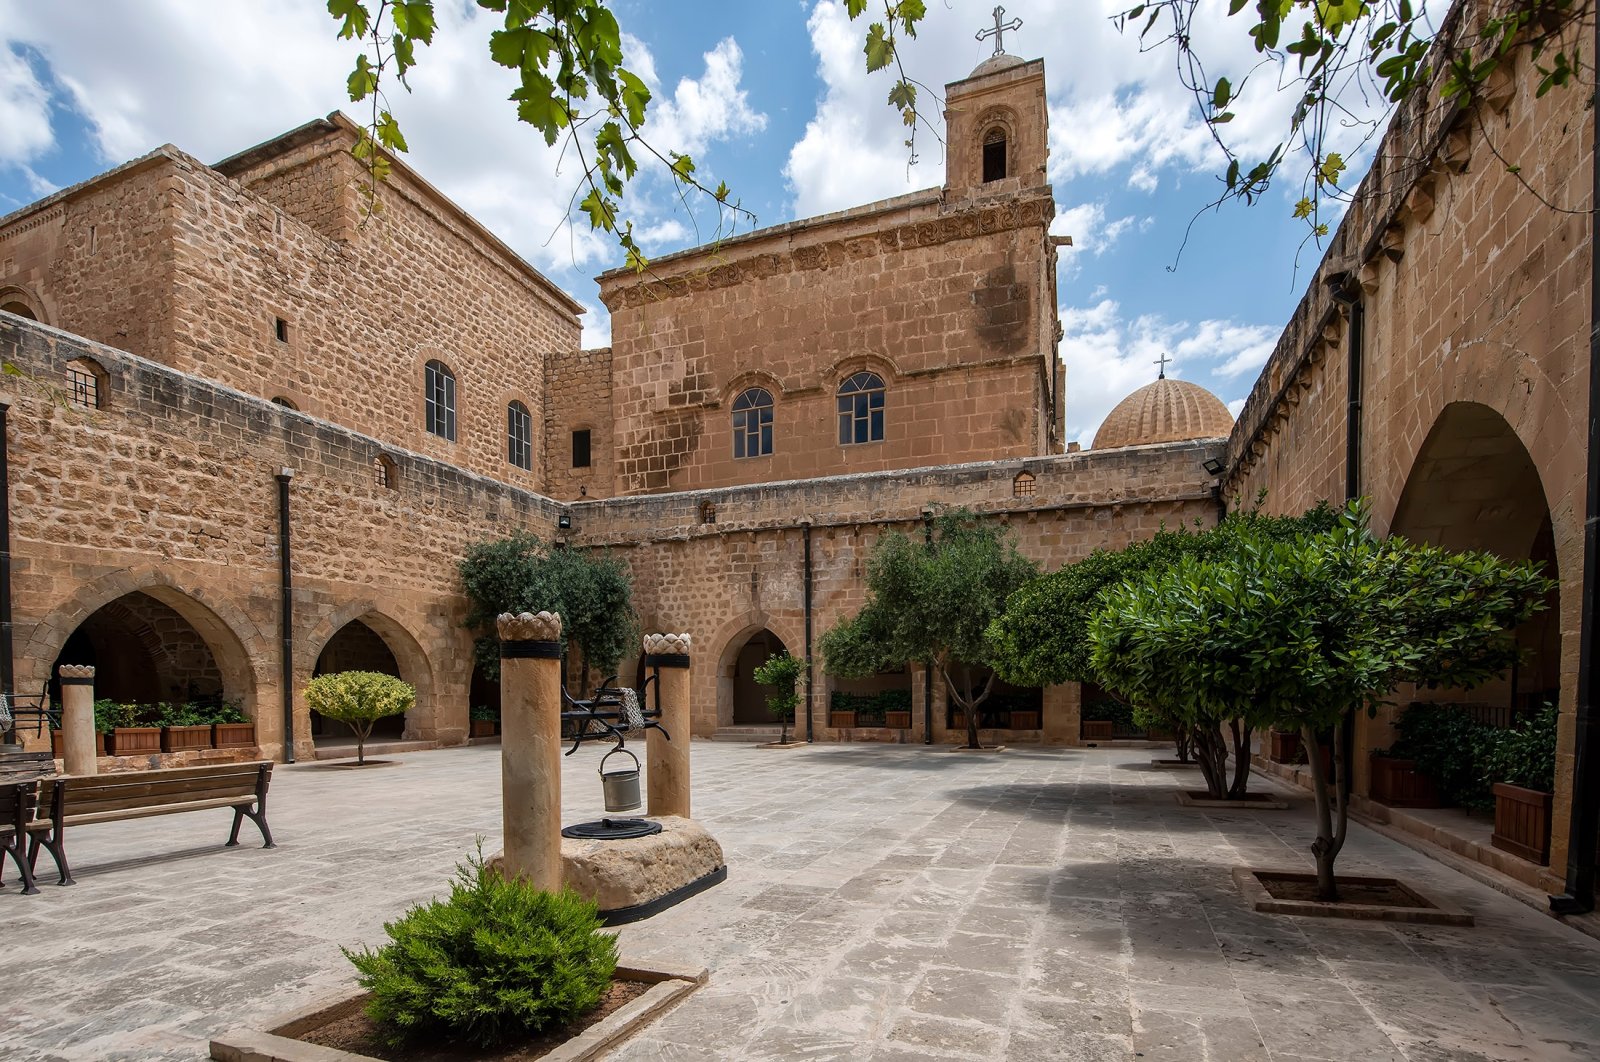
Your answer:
[1369,753,1440,808]
[162,724,214,753]
[1492,782,1553,865]
[51,729,63,757]
[213,722,257,749]
[1009,710,1040,730]
[470,719,499,737]
[105,726,161,756]
[829,710,857,728]
[884,710,912,729]
[1268,730,1301,763]
[1082,720,1115,740]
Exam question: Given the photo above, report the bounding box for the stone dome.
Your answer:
[969,53,1025,78]
[1093,377,1235,450]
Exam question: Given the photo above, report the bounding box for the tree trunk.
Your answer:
[1227,721,1254,798]
[1302,724,1341,902]
[1175,723,1193,763]
[1191,724,1230,798]
[355,720,372,766]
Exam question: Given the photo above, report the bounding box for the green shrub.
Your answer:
[1083,697,1136,729]
[1393,703,1496,810]
[346,853,618,1048]
[212,701,249,724]
[92,698,133,734]
[304,671,415,765]
[469,703,500,723]
[1481,703,1558,793]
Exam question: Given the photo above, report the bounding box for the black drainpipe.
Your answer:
[276,469,296,764]
[802,520,814,743]
[0,404,14,714]
[1342,290,1364,817]
[922,509,935,745]
[1553,32,1600,914]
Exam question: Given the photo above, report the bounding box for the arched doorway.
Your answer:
[46,590,231,709]
[729,629,788,725]
[1390,401,1561,708]
[311,619,408,746]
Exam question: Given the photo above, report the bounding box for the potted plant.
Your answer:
[828,691,858,729]
[883,690,913,729]
[98,699,160,756]
[469,704,500,738]
[211,702,257,749]
[1368,740,1441,808]
[1268,728,1301,763]
[303,671,415,765]
[1487,704,1558,865]
[754,651,804,744]
[159,702,215,753]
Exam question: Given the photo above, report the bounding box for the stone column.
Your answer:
[58,664,98,776]
[645,633,692,818]
[498,611,564,890]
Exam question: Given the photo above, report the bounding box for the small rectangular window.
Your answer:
[982,138,1007,183]
[572,429,592,469]
[274,317,289,343]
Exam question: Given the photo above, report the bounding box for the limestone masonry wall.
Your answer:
[543,346,615,501]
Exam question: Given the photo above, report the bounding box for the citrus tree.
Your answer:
[821,509,1037,749]
[753,651,805,745]
[1088,503,1552,900]
[304,670,417,765]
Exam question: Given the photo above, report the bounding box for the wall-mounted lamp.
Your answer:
[557,513,572,530]
[1202,457,1224,476]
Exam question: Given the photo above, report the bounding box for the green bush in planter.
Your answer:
[345,851,618,1048]
[469,703,500,723]
[92,698,135,734]
[1393,703,1497,810]
[1480,703,1558,794]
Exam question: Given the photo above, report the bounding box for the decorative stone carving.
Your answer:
[497,610,561,641]
[644,633,692,655]
[58,664,96,680]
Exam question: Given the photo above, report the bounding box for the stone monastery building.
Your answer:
[1,0,1596,910]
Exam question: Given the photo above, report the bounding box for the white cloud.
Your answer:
[1227,398,1247,419]
[1051,202,1136,277]
[0,45,52,167]
[1062,298,1276,448]
[633,37,766,158]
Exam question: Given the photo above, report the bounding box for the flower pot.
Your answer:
[1268,730,1301,763]
[1082,720,1115,740]
[212,721,257,749]
[1491,782,1553,865]
[51,729,64,757]
[470,719,499,737]
[1009,710,1040,730]
[885,710,912,729]
[161,724,214,753]
[105,726,161,756]
[829,710,857,728]
[1369,753,1440,808]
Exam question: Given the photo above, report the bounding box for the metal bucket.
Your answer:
[599,746,642,813]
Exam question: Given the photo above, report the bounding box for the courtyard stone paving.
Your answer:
[2,743,1597,1061]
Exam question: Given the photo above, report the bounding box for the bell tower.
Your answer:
[944,7,1048,198]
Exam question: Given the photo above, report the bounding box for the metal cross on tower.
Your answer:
[1154,353,1172,379]
[976,6,1023,57]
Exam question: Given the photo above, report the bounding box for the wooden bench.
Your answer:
[1,780,42,894]
[20,761,276,890]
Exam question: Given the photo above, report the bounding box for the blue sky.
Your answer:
[0,1,1384,446]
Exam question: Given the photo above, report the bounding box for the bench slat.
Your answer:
[65,789,258,818]
[61,776,259,801]
[60,796,255,827]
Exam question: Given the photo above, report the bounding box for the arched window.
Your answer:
[1013,470,1037,497]
[507,400,533,470]
[982,127,1008,183]
[732,387,774,459]
[373,454,398,490]
[65,357,108,411]
[271,396,298,411]
[424,360,456,441]
[837,372,885,445]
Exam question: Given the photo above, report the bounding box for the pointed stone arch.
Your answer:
[301,601,438,745]
[709,608,805,732]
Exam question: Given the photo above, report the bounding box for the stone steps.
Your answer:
[711,726,783,742]
[312,738,437,760]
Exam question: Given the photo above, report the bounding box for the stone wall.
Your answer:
[543,346,615,501]
[1219,0,1592,876]
[596,186,1062,495]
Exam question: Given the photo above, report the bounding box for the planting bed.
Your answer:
[1233,867,1473,925]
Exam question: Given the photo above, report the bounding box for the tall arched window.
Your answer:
[732,387,774,458]
[507,400,533,470]
[837,372,885,445]
[424,359,456,441]
[982,127,1008,183]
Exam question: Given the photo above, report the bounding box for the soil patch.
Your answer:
[299,979,653,1060]
[1176,790,1289,809]
[1233,868,1473,926]
[309,759,400,770]
[1262,876,1420,907]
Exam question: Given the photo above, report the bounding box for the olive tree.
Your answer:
[304,670,416,766]
[821,510,1037,750]
[1088,504,1551,900]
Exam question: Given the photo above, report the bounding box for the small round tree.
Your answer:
[753,651,804,745]
[304,671,415,766]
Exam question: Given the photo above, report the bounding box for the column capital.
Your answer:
[643,633,692,655]
[498,611,562,642]
[57,664,96,683]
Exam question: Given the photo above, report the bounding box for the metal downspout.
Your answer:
[0,404,14,712]
[276,470,296,764]
[1553,23,1600,913]
[923,510,935,745]
[803,521,814,744]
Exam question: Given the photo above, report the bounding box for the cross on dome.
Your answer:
[1154,352,1172,380]
[976,6,1023,57]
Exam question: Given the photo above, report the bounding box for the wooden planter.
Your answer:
[1368,754,1440,808]
[1268,730,1301,763]
[1009,710,1041,730]
[212,722,257,749]
[105,726,161,756]
[161,724,214,753]
[829,710,857,728]
[884,710,912,729]
[51,729,64,757]
[1082,720,1115,740]
[470,719,499,737]
[1492,782,1553,865]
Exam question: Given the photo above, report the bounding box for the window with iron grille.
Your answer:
[424,360,456,440]
[1013,470,1037,497]
[507,401,533,470]
[373,454,396,489]
[732,387,774,458]
[67,366,98,410]
[836,371,885,445]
